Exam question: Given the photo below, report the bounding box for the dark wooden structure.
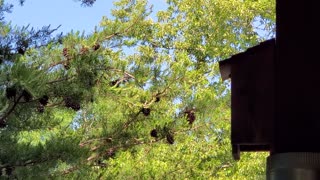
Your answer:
[219,39,275,160]
[219,0,320,163]
[219,0,320,179]
[274,1,320,154]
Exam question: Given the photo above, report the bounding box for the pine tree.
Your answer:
[0,0,275,178]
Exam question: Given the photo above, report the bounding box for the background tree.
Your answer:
[0,0,275,179]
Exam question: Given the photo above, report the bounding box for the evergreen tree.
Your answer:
[0,0,275,179]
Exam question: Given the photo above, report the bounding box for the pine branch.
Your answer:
[46,60,68,71]
[122,110,141,129]
[0,158,50,169]
[79,137,113,147]
[102,16,141,41]
[46,76,73,85]
[0,93,23,122]
[96,66,135,79]
[96,66,136,87]
[60,166,80,175]
[85,136,163,163]
[149,41,202,52]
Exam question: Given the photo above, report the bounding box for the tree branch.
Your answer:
[46,76,73,85]
[0,94,23,122]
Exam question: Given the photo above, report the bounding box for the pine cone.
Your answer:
[6,87,17,100]
[142,108,151,116]
[166,133,174,144]
[5,167,14,176]
[64,97,81,111]
[62,47,73,61]
[39,95,49,106]
[21,89,33,102]
[92,43,100,51]
[185,108,196,125]
[62,47,69,57]
[150,129,158,138]
[187,111,196,124]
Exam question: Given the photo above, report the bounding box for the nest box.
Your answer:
[219,39,275,160]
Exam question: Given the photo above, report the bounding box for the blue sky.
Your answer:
[5,0,167,35]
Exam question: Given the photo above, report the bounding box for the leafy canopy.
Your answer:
[0,0,275,179]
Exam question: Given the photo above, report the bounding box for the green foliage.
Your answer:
[0,0,275,179]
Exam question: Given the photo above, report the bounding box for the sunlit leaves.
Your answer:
[0,0,275,178]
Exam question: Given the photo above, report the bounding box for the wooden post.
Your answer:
[267,1,320,179]
[274,0,320,153]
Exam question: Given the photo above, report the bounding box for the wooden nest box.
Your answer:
[219,39,275,160]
